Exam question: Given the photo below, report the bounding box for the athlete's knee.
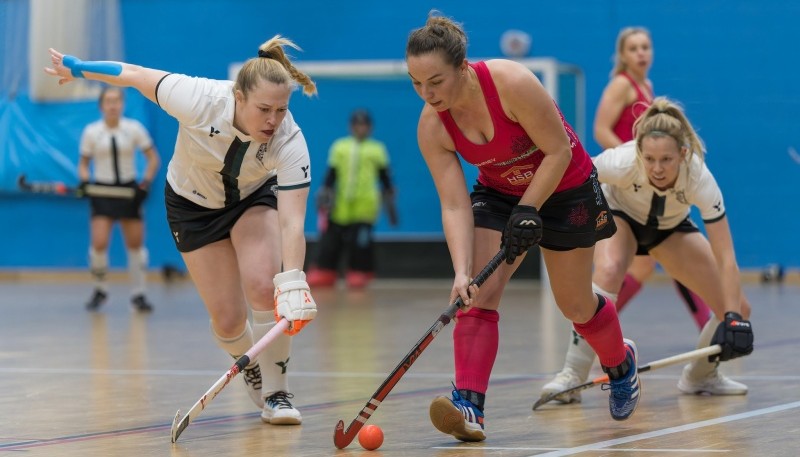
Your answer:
[210,311,248,337]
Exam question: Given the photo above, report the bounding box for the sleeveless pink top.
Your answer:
[612,72,653,142]
[437,61,592,197]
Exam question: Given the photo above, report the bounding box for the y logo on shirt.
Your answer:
[209,126,220,137]
[301,165,309,179]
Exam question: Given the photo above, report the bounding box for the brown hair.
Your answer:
[634,97,705,163]
[611,27,652,77]
[406,11,467,67]
[235,35,317,98]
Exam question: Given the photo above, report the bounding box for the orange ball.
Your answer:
[358,424,384,451]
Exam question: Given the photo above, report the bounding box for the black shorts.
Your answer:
[611,210,700,255]
[165,177,278,253]
[90,181,143,220]
[471,168,616,251]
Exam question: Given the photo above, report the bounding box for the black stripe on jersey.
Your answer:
[646,193,666,227]
[154,73,174,108]
[703,212,726,224]
[277,182,311,191]
[221,137,251,206]
[111,136,121,184]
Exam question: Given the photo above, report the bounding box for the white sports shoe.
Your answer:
[261,391,302,425]
[677,364,748,395]
[241,364,265,408]
[540,367,586,404]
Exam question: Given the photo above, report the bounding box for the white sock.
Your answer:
[127,247,148,297]
[591,282,619,302]
[211,321,257,368]
[562,328,597,381]
[252,309,291,398]
[684,316,721,380]
[89,248,109,292]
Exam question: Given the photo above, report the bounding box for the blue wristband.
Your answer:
[63,55,123,78]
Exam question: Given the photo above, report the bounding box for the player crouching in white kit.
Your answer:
[541,97,753,404]
[44,36,319,424]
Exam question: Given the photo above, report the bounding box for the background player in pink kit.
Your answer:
[405,13,641,442]
[541,27,716,403]
[44,36,318,425]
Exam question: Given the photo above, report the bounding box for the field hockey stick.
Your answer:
[532,344,722,410]
[333,250,506,449]
[17,174,136,199]
[170,318,290,443]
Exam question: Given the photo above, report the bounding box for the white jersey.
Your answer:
[79,118,153,184]
[156,74,311,209]
[593,141,725,229]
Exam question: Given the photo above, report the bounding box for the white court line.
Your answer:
[433,447,726,453]
[526,400,800,456]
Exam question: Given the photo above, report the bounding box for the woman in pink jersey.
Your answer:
[595,27,711,329]
[406,13,641,442]
[541,27,718,404]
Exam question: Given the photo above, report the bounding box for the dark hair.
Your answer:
[350,109,372,125]
[98,86,123,105]
[406,11,467,67]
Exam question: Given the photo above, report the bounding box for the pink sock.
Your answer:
[673,280,712,330]
[573,295,627,368]
[454,307,499,394]
[616,273,642,312]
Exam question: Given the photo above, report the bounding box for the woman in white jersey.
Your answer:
[44,36,318,425]
[80,86,160,313]
[575,97,754,402]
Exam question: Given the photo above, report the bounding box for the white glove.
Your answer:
[273,269,317,335]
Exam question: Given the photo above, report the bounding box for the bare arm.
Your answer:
[593,76,631,149]
[77,156,91,182]
[493,60,572,209]
[140,146,160,188]
[277,186,309,272]
[44,48,168,105]
[417,107,475,303]
[705,216,746,316]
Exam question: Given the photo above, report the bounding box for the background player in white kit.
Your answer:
[44,36,319,425]
[80,86,160,312]
[538,97,754,405]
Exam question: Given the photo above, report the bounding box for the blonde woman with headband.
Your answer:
[45,36,318,425]
[543,97,753,405]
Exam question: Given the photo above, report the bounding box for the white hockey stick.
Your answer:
[788,146,800,165]
[170,318,290,443]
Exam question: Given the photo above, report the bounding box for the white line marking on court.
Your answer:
[433,447,727,453]
[525,400,800,456]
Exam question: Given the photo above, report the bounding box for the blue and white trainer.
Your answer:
[602,338,641,421]
[429,388,485,442]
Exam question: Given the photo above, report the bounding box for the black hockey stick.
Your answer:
[17,174,136,199]
[333,250,506,449]
[532,344,722,410]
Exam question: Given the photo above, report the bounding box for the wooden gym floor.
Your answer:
[0,275,798,456]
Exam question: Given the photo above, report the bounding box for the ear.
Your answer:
[234,89,244,104]
[680,145,689,158]
[459,58,469,74]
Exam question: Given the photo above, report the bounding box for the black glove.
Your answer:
[316,186,334,211]
[501,204,543,264]
[383,188,399,227]
[134,186,149,205]
[76,181,89,198]
[709,312,754,362]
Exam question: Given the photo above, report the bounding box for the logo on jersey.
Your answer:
[511,135,535,154]
[713,201,722,212]
[172,231,180,243]
[500,164,535,186]
[633,183,642,192]
[209,126,220,137]
[192,189,207,200]
[301,165,309,179]
[568,202,589,226]
[596,211,609,231]
[675,190,688,205]
[256,143,267,162]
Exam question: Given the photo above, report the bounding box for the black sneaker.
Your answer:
[131,294,154,313]
[86,289,108,311]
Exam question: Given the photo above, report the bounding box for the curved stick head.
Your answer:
[170,410,182,443]
[333,419,359,449]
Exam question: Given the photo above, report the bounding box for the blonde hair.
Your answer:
[235,35,317,97]
[406,11,468,67]
[634,97,705,165]
[611,27,651,77]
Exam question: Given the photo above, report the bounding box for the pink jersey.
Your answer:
[612,72,653,142]
[437,61,592,197]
